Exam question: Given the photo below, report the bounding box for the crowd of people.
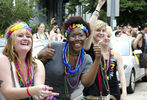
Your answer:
[113,23,147,83]
[0,0,147,100]
[33,18,65,42]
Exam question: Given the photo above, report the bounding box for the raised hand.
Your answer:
[96,0,106,11]
[98,0,106,7]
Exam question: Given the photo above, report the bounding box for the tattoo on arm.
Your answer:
[0,80,3,87]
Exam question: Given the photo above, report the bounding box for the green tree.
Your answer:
[65,0,147,27]
[65,0,80,15]
[0,0,41,35]
[117,0,147,27]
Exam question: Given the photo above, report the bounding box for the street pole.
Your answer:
[110,0,115,30]
[57,0,63,29]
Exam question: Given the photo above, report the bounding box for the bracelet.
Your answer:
[26,87,31,96]
[95,9,100,13]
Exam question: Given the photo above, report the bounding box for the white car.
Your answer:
[111,37,145,93]
[0,38,6,55]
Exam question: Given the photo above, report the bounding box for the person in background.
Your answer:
[50,17,57,25]
[115,31,121,37]
[133,23,147,82]
[112,26,120,38]
[45,29,51,40]
[130,29,137,38]
[0,21,59,100]
[56,27,65,42]
[50,24,58,41]
[33,23,49,40]
[126,25,132,36]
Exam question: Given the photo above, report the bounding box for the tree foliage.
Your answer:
[0,0,40,35]
[65,0,147,27]
[65,0,81,15]
[117,0,147,26]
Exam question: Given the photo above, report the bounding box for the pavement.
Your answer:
[127,81,147,100]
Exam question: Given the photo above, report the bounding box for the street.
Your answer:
[71,81,147,100]
[127,81,147,100]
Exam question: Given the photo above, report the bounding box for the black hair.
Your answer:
[115,31,121,36]
[61,16,91,38]
[138,25,141,31]
[139,23,147,31]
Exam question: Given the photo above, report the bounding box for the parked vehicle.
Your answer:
[111,37,145,93]
[0,38,6,55]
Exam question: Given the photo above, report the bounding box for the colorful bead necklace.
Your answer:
[63,41,84,74]
[108,43,115,79]
[101,44,115,79]
[63,41,84,97]
[97,43,115,93]
[14,59,34,87]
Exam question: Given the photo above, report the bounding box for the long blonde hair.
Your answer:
[3,21,37,72]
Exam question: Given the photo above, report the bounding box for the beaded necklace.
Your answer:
[108,44,115,79]
[63,41,84,74]
[14,59,34,87]
[63,41,84,97]
[97,44,115,93]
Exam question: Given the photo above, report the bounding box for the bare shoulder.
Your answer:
[0,55,11,72]
[0,54,9,63]
[136,33,142,39]
[34,59,44,68]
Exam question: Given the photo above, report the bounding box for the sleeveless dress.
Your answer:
[35,33,48,40]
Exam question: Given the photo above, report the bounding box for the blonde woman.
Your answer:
[83,23,127,100]
[0,22,59,100]
[83,0,127,99]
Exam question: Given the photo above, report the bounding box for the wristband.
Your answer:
[26,87,31,96]
[95,9,100,13]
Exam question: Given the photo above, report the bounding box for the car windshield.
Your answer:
[112,38,130,56]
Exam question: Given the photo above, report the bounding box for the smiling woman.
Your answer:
[0,21,59,100]
[37,16,102,100]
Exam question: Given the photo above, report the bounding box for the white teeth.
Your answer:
[21,42,28,45]
[74,43,81,47]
